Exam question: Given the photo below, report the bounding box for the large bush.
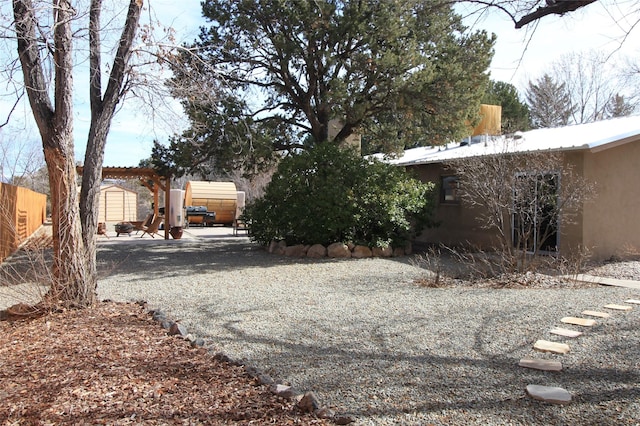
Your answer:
[243,144,435,247]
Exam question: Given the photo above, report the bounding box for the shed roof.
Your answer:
[373,114,640,167]
[100,183,137,194]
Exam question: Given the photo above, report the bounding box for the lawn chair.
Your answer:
[139,216,163,238]
[133,213,154,234]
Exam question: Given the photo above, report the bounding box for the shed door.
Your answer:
[105,192,124,222]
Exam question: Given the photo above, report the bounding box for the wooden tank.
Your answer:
[184,181,238,225]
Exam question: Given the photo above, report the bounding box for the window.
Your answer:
[441,175,460,203]
[512,173,559,253]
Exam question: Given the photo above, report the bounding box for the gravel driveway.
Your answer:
[96,237,640,425]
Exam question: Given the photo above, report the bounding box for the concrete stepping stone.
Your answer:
[519,358,563,371]
[526,384,572,404]
[561,317,596,327]
[534,339,570,354]
[549,327,583,338]
[624,299,640,305]
[604,304,632,311]
[581,310,611,318]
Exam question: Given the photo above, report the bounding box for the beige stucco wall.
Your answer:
[408,164,501,250]
[409,141,640,261]
[554,151,585,256]
[581,139,640,260]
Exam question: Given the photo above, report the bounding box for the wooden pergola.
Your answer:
[76,166,171,239]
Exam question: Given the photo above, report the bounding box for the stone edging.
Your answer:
[268,240,412,259]
[146,303,356,425]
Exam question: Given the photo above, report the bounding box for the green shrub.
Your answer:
[243,144,435,247]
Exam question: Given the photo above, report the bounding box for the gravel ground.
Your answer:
[87,239,639,424]
[585,260,640,281]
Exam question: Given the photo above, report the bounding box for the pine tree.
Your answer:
[167,0,495,169]
[525,74,574,129]
[605,94,636,118]
[482,80,531,133]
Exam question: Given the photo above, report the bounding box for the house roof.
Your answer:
[373,114,640,166]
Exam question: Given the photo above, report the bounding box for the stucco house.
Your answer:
[377,115,640,261]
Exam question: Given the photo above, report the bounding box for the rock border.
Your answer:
[268,240,412,259]
[145,302,355,425]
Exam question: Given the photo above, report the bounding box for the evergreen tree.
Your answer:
[525,74,574,129]
[482,80,531,133]
[605,94,636,118]
[167,0,495,168]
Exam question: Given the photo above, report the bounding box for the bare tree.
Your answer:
[447,145,594,271]
[525,74,573,128]
[512,1,598,28]
[0,128,44,185]
[551,51,638,123]
[9,0,143,308]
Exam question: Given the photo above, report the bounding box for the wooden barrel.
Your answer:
[184,181,238,225]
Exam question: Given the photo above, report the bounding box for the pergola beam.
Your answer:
[76,166,172,239]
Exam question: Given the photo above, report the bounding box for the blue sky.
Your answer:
[1,1,639,170]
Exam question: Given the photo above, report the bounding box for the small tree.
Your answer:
[447,146,594,271]
[526,74,574,129]
[243,144,435,248]
[605,94,636,118]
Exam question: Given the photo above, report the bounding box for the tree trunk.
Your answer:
[79,0,143,287]
[14,0,143,309]
[13,0,95,308]
[79,115,110,291]
[44,137,93,307]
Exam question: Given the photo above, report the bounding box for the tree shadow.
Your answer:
[96,238,416,281]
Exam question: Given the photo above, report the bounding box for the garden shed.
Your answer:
[184,181,237,225]
[98,184,137,223]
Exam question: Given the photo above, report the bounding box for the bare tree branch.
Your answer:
[0,91,24,128]
[515,0,597,28]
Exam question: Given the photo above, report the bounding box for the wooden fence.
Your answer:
[0,183,47,262]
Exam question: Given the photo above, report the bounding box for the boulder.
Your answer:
[315,407,335,419]
[190,337,205,348]
[257,374,275,385]
[168,322,188,337]
[526,384,572,404]
[284,244,307,257]
[352,245,372,258]
[372,246,393,257]
[306,244,327,258]
[404,242,413,255]
[268,240,287,255]
[334,414,357,425]
[296,391,320,412]
[271,384,296,399]
[327,242,351,258]
[392,247,405,257]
